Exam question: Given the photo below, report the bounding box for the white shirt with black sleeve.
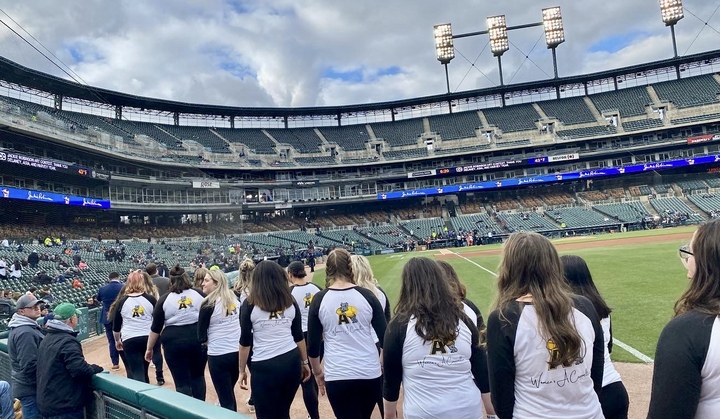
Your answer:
[112,293,156,342]
[370,286,391,344]
[307,286,387,382]
[151,288,204,333]
[290,283,323,333]
[648,310,720,419]
[383,313,487,419]
[486,295,604,419]
[239,300,304,362]
[600,316,622,387]
[197,297,241,356]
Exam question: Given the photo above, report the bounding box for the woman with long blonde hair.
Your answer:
[233,258,254,303]
[198,269,241,411]
[649,219,720,418]
[486,232,604,419]
[111,270,156,383]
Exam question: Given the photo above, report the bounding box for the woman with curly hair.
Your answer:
[486,232,604,419]
[383,257,489,418]
[144,264,206,400]
[649,219,720,418]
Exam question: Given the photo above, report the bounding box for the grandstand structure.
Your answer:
[1,50,720,248]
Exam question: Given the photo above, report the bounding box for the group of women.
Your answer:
[106,219,720,419]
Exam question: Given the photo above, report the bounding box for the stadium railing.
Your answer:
[0,324,251,418]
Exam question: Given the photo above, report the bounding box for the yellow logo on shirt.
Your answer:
[178,296,194,310]
[269,310,285,320]
[226,303,237,317]
[303,293,313,308]
[131,305,145,318]
[546,338,583,370]
[429,339,458,355]
[336,302,358,325]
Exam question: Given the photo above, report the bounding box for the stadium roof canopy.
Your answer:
[1,50,720,121]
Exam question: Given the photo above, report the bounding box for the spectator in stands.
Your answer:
[562,255,629,419]
[239,261,310,418]
[0,239,8,249]
[36,302,103,418]
[0,258,6,280]
[78,260,88,270]
[72,278,83,289]
[0,291,14,318]
[8,293,45,419]
[111,271,156,383]
[307,248,386,419]
[9,261,21,279]
[193,267,209,290]
[27,251,38,269]
[97,272,123,370]
[649,220,720,418]
[145,265,206,400]
[198,269,241,411]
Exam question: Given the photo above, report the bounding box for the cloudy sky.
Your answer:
[0,0,719,108]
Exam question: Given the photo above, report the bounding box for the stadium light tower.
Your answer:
[659,0,684,58]
[542,6,565,79]
[434,23,455,94]
[487,15,510,86]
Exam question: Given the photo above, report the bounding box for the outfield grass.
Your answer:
[313,227,694,363]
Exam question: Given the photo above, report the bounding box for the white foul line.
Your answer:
[444,249,654,364]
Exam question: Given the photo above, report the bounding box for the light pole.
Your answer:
[434,23,455,94]
[543,6,566,98]
[659,0,684,78]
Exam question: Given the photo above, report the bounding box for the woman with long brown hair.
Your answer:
[111,270,156,383]
[239,260,310,419]
[383,257,488,418]
[486,232,604,419]
[649,220,720,418]
[307,248,387,419]
[562,255,629,419]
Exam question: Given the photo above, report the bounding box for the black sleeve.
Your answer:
[111,295,128,333]
[150,293,170,334]
[357,287,388,347]
[464,315,490,393]
[464,298,485,331]
[379,286,391,322]
[648,311,711,419]
[291,301,304,343]
[143,293,157,306]
[239,300,254,347]
[197,303,213,345]
[306,289,327,358]
[607,315,613,354]
[573,295,604,394]
[487,306,519,419]
[382,316,408,402]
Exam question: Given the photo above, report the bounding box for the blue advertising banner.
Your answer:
[378,154,718,201]
[0,186,111,209]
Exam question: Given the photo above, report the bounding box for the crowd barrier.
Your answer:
[0,311,251,418]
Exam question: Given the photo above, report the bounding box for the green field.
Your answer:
[313,227,695,363]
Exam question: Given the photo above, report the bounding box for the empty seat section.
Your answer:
[427,111,481,141]
[295,156,336,166]
[161,125,231,153]
[593,202,650,223]
[112,120,186,151]
[370,119,425,147]
[621,119,664,132]
[318,125,371,151]
[556,125,617,139]
[215,128,276,154]
[266,128,323,154]
[653,74,720,108]
[383,148,428,160]
[590,86,653,117]
[537,97,596,125]
[482,104,539,132]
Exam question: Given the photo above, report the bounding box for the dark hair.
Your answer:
[248,261,294,312]
[168,264,192,293]
[561,255,611,319]
[325,248,353,287]
[287,261,307,278]
[145,263,158,276]
[396,257,471,345]
[675,219,720,316]
[436,260,467,299]
[108,272,120,280]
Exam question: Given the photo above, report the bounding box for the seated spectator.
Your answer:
[72,279,83,289]
[85,297,99,309]
[34,271,53,286]
[78,260,88,270]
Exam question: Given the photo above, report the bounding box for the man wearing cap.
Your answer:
[96,272,123,370]
[36,302,103,418]
[7,293,45,419]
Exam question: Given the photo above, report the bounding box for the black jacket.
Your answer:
[36,324,103,416]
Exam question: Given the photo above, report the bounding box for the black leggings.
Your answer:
[301,332,320,419]
[161,324,207,400]
[208,352,240,411]
[600,380,630,419]
[123,336,149,383]
[251,348,301,419]
[326,376,382,419]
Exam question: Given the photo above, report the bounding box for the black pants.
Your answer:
[251,348,301,419]
[208,352,239,411]
[161,324,207,400]
[152,339,164,381]
[123,336,149,383]
[600,380,630,419]
[301,332,320,419]
[326,376,382,419]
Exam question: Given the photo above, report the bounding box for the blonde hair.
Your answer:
[492,232,582,369]
[326,248,354,288]
[142,272,159,299]
[233,258,255,296]
[194,267,209,289]
[202,269,237,314]
[352,255,378,297]
[126,270,147,294]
